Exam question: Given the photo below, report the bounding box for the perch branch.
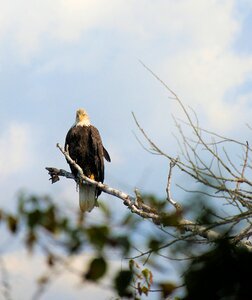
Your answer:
[45,144,252,252]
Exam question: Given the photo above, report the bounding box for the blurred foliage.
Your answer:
[85,256,107,281]
[0,192,251,299]
[182,239,252,300]
[114,269,133,298]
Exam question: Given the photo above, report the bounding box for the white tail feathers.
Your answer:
[79,184,97,212]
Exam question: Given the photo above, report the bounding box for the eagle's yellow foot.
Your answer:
[90,174,95,180]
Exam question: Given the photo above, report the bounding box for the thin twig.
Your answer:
[166,160,181,211]
[45,144,252,252]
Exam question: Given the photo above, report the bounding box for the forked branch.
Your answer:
[46,144,252,252]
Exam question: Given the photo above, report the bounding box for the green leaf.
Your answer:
[41,206,57,233]
[159,282,177,297]
[129,259,134,271]
[160,212,180,226]
[66,228,83,253]
[7,215,18,233]
[85,257,107,281]
[148,239,161,252]
[114,270,133,297]
[142,268,150,279]
[142,268,153,287]
[25,230,37,251]
[27,209,41,229]
[141,285,149,296]
[114,235,130,255]
[86,226,109,249]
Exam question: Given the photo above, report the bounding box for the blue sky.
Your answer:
[1,0,252,298]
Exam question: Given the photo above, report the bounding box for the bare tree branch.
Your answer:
[166,160,181,211]
[46,144,252,252]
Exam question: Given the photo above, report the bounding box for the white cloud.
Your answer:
[159,49,252,131]
[0,123,33,178]
[0,1,239,59]
[1,0,247,132]
[0,1,251,161]
[0,0,124,61]
[148,0,252,131]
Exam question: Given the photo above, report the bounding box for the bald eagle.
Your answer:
[65,109,111,212]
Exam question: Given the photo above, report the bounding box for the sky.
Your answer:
[1,0,252,299]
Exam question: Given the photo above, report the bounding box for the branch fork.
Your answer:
[45,143,252,251]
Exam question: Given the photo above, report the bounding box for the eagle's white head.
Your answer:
[75,108,91,126]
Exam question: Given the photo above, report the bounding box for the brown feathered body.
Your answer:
[65,109,110,212]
